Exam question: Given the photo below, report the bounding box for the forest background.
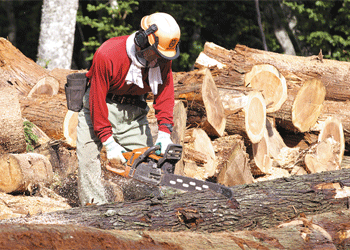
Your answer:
[1,0,350,72]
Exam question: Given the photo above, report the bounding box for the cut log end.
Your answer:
[63,110,79,148]
[0,153,53,193]
[318,116,345,165]
[202,68,226,137]
[292,78,326,132]
[244,91,266,143]
[244,64,287,113]
[27,76,60,98]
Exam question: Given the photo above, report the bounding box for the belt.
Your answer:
[107,93,147,109]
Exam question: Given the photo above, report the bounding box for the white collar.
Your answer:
[125,33,163,95]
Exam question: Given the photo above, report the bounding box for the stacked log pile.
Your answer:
[175,42,348,184]
[0,37,350,248]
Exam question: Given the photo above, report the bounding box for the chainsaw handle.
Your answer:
[131,145,160,171]
[105,164,131,178]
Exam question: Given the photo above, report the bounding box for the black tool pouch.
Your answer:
[65,72,88,112]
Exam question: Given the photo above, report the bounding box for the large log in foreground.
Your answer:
[1,208,350,250]
[3,169,350,233]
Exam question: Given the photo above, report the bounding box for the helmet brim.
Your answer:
[156,45,180,60]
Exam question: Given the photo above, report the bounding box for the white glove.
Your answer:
[102,136,127,164]
[155,131,173,155]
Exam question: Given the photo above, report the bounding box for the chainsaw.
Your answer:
[105,144,236,202]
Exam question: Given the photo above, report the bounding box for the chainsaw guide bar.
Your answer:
[107,144,237,202]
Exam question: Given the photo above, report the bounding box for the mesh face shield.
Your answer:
[135,43,170,68]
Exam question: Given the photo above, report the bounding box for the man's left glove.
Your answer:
[102,136,127,164]
[155,131,173,155]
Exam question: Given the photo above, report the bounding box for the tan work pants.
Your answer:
[76,88,153,206]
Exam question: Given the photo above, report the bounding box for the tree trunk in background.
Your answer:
[36,0,79,70]
[255,0,267,51]
[269,4,296,55]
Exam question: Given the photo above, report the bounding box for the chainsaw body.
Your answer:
[106,144,236,201]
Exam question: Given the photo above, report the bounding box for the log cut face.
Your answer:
[244,64,287,113]
[172,101,187,176]
[0,87,26,154]
[0,153,53,193]
[318,116,345,165]
[201,68,226,137]
[244,91,266,143]
[63,110,79,148]
[292,78,326,132]
[27,76,59,98]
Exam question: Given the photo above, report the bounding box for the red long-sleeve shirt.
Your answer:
[86,35,174,143]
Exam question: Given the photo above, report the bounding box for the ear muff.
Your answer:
[134,24,158,49]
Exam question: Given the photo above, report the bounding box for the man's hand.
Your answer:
[155,131,173,155]
[102,137,127,164]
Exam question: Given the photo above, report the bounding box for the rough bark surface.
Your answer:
[0,38,55,96]
[3,168,350,233]
[1,209,350,250]
[20,93,68,141]
[0,87,26,154]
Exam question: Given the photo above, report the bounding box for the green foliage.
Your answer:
[77,0,138,62]
[282,0,350,61]
[23,120,38,152]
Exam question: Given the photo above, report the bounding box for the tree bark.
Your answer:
[20,94,68,141]
[1,209,350,250]
[0,38,51,96]
[4,168,350,233]
[0,87,26,154]
[36,0,79,69]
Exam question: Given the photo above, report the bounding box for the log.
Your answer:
[27,76,59,98]
[1,209,350,250]
[172,101,187,176]
[244,64,287,113]
[216,136,253,187]
[0,87,26,154]
[183,128,217,179]
[176,69,226,137]
[3,168,350,233]
[0,153,53,194]
[20,93,68,141]
[62,110,79,148]
[0,38,57,96]
[292,78,326,132]
[201,68,226,137]
[243,91,266,143]
[192,42,350,145]
[195,42,350,102]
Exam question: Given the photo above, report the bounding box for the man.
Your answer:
[76,12,181,206]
